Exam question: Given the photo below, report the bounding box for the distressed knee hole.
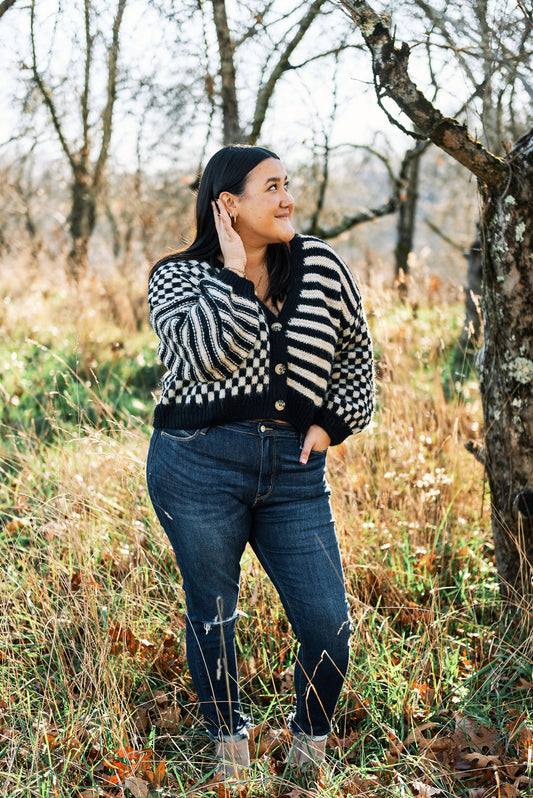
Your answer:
[187,609,246,635]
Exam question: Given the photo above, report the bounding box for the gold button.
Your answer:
[275,400,286,411]
[274,363,286,375]
[271,322,282,332]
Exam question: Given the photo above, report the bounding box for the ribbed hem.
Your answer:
[153,391,301,432]
[153,389,353,447]
[313,406,352,446]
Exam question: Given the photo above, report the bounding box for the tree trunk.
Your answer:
[394,145,422,277]
[211,0,241,144]
[339,0,533,596]
[478,134,533,597]
[68,172,97,281]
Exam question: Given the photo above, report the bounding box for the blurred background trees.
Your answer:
[1,0,487,285]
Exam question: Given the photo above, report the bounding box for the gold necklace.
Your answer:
[254,263,266,297]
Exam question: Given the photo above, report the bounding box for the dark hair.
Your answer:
[150,145,292,305]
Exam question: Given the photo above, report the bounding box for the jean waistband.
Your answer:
[219,420,299,438]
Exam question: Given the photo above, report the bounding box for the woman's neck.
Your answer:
[243,245,268,275]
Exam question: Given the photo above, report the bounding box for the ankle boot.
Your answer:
[290,733,327,767]
[215,735,250,779]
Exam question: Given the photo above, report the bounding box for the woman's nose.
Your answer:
[281,189,294,206]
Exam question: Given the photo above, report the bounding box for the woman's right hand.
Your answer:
[211,200,247,276]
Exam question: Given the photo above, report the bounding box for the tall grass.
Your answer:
[1,262,532,797]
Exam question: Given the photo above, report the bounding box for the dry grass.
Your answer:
[1,258,532,797]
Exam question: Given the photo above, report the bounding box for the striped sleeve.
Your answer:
[148,260,261,382]
[314,255,375,444]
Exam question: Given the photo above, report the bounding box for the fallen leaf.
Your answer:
[499,785,519,798]
[147,758,166,788]
[124,776,149,797]
[454,714,502,754]
[156,704,181,731]
[411,780,444,797]
[132,706,151,733]
[404,722,440,747]
[253,725,290,758]
[514,774,533,791]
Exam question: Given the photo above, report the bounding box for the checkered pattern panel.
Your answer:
[161,316,270,405]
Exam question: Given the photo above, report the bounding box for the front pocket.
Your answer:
[161,428,206,442]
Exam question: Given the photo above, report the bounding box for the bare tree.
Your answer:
[339,0,533,597]
[29,0,127,280]
[209,0,330,146]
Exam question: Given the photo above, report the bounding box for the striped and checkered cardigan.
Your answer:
[148,234,374,445]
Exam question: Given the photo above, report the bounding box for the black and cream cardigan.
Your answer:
[148,234,375,445]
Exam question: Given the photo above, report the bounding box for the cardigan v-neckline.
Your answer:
[258,234,302,323]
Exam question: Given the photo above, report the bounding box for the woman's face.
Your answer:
[222,158,295,248]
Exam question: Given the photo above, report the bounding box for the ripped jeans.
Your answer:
[146,421,352,741]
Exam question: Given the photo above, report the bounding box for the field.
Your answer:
[1,262,532,798]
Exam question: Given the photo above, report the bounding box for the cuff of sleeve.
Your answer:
[217,268,256,299]
[314,407,352,446]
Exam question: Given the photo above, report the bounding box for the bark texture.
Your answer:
[339,0,533,595]
[478,134,533,595]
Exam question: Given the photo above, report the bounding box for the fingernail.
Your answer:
[299,456,306,465]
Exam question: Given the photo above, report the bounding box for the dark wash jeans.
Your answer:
[146,420,352,741]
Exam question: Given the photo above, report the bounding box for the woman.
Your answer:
[146,144,374,780]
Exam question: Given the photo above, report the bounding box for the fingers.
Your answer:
[212,198,232,225]
[299,425,331,465]
[299,437,312,465]
[212,199,228,235]
[211,200,246,269]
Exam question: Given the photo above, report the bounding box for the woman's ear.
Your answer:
[218,191,238,215]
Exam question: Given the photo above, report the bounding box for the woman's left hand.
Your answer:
[299,425,331,465]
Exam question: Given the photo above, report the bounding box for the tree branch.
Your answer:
[424,217,467,252]
[30,0,76,172]
[247,0,327,144]
[93,0,127,189]
[0,0,17,19]
[338,0,507,187]
[307,197,398,239]
[289,43,363,69]
[233,0,277,47]
[81,0,93,166]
